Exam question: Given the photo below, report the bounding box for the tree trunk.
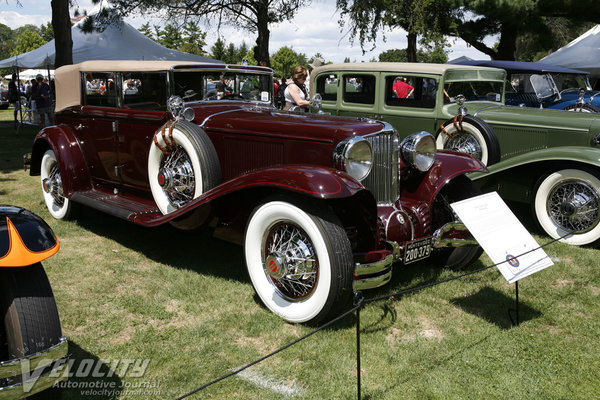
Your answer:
[407,32,417,62]
[253,0,271,67]
[51,0,73,68]
[494,22,518,60]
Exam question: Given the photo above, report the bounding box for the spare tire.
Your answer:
[435,115,501,166]
[148,120,221,228]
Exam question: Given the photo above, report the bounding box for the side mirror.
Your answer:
[311,93,330,114]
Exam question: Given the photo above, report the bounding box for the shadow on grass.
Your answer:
[451,286,541,329]
[54,341,123,400]
[74,208,247,282]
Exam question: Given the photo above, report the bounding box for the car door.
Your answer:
[114,71,170,189]
[337,72,380,120]
[70,71,121,185]
[378,72,441,139]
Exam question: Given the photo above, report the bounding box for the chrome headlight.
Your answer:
[400,131,436,172]
[334,137,373,181]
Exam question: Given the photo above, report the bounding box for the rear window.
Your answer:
[83,72,118,108]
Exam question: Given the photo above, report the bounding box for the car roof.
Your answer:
[54,60,272,112]
[448,59,589,75]
[311,62,502,75]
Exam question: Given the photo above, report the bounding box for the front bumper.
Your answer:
[0,337,68,400]
[353,241,399,291]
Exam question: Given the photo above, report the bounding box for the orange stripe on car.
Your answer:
[0,217,59,267]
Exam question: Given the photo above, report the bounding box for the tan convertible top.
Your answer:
[54,60,223,112]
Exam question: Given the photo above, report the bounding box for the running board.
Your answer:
[71,190,161,221]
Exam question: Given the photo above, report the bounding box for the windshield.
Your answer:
[551,73,592,91]
[443,81,503,103]
[173,71,273,103]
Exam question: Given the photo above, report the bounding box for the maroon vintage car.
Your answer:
[29,61,485,324]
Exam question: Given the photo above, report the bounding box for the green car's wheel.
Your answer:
[533,168,600,246]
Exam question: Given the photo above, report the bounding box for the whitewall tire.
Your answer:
[436,115,500,166]
[534,169,600,246]
[244,201,353,324]
[40,149,76,220]
[148,121,220,216]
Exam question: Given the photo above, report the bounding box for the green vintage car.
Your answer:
[310,62,600,246]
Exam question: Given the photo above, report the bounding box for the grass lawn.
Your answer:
[1,113,599,399]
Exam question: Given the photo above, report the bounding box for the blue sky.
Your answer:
[0,0,491,63]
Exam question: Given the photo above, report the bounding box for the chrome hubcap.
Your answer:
[444,133,482,160]
[547,179,600,233]
[262,222,318,300]
[159,146,195,208]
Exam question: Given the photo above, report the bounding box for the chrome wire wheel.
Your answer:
[534,169,600,246]
[443,133,482,160]
[43,161,65,208]
[546,179,600,234]
[158,145,196,209]
[262,221,318,301]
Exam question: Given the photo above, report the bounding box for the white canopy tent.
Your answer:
[4,69,54,81]
[0,17,222,70]
[540,25,600,87]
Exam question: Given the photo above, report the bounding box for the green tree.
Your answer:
[271,46,298,78]
[138,22,154,40]
[449,0,600,60]
[40,22,54,42]
[11,30,46,56]
[98,0,312,67]
[210,38,227,62]
[336,0,454,62]
[157,24,183,49]
[181,21,207,55]
[0,23,15,60]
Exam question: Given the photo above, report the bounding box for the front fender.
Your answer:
[468,146,600,180]
[133,165,367,226]
[30,125,91,197]
[401,150,487,206]
[0,206,59,267]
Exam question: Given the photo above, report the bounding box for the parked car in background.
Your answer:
[29,60,486,324]
[0,205,67,399]
[449,59,600,112]
[0,88,9,109]
[310,62,600,246]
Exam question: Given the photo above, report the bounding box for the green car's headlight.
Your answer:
[400,131,436,172]
[334,137,373,181]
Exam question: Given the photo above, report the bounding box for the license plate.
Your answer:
[403,237,432,264]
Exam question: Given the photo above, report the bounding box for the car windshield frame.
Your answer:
[172,69,273,104]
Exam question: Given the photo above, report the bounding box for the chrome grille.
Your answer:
[362,131,399,204]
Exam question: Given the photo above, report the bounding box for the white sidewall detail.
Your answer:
[436,121,489,166]
[40,149,71,220]
[148,127,204,214]
[245,201,332,323]
[534,169,600,245]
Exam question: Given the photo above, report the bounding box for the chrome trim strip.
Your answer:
[0,337,68,399]
[352,241,399,291]
[353,270,392,291]
[432,222,478,248]
[0,337,68,379]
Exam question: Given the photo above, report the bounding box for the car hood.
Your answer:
[470,102,597,130]
[190,103,388,143]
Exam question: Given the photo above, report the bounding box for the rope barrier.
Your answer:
[175,232,569,399]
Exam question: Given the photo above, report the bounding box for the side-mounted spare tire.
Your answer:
[148,120,221,229]
[435,114,501,166]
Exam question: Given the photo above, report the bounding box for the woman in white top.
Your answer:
[283,65,310,111]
